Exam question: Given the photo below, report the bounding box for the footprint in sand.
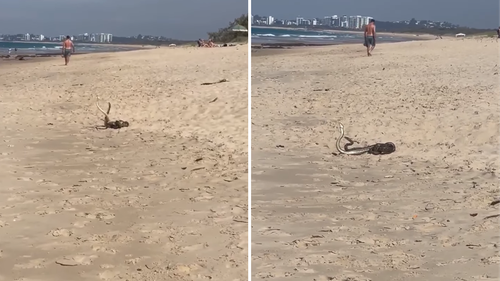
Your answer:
[14,258,46,269]
[73,221,90,228]
[257,227,291,237]
[75,211,115,221]
[182,243,208,252]
[315,274,371,281]
[48,228,73,237]
[55,254,98,266]
[92,245,117,255]
[98,270,120,280]
[189,193,215,202]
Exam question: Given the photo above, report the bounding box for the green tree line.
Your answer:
[207,14,248,43]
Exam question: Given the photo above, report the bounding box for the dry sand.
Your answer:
[0,46,248,280]
[251,38,499,280]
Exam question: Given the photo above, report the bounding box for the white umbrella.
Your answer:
[231,24,248,32]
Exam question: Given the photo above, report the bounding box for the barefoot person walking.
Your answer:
[364,19,376,56]
[62,36,75,66]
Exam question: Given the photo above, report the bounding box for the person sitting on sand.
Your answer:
[207,39,215,48]
[199,39,208,47]
[62,36,75,66]
[364,19,376,56]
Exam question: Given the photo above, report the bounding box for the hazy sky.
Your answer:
[0,0,247,39]
[252,0,499,29]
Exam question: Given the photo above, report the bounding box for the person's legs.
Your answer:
[366,37,374,56]
[64,50,71,65]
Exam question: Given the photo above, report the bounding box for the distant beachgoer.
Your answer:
[14,48,17,53]
[364,19,376,56]
[497,27,500,41]
[8,48,11,55]
[197,39,202,47]
[199,39,208,47]
[62,36,75,66]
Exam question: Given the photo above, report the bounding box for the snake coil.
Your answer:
[336,122,395,155]
[96,96,130,129]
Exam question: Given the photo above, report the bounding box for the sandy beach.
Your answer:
[251,37,499,280]
[0,46,248,280]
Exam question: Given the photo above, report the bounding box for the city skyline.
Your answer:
[253,14,374,30]
[0,0,247,40]
[1,32,114,43]
[252,0,499,29]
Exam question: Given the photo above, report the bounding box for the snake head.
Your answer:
[339,122,344,130]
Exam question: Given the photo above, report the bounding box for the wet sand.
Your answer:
[251,37,499,280]
[0,46,248,280]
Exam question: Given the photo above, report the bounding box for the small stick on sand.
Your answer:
[201,79,228,86]
[490,199,500,206]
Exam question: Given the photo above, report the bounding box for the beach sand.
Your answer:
[251,37,499,280]
[0,46,248,280]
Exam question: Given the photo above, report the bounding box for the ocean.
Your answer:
[0,41,136,55]
[251,27,418,45]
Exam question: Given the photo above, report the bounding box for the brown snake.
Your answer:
[96,96,129,129]
[336,123,396,155]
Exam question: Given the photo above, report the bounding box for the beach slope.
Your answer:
[0,46,248,280]
[251,38,499,280]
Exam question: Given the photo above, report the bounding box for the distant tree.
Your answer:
[207,14,248,43]
[409,18,417,25]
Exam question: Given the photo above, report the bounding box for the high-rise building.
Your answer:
[266,16,274,25]
[89,33,113,43]
[321,16,332,26]
[332,15,339,27]
[356,15,362,29]
[348,16,357,29]
[341,15,348,28]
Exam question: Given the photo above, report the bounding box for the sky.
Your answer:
[0,0,247,39]
[252,0,499,29]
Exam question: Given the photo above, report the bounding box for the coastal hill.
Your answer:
[208,14,248,43]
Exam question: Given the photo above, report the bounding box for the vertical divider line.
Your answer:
[247,2,252,280]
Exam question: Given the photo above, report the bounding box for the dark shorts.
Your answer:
[63,49,72,57]
[365,36,375,47]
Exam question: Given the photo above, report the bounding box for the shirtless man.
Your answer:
[364,19,376,56]
[62,36,75,65]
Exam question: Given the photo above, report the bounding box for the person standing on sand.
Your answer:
[364,19,376,56]
[61,36,75,66]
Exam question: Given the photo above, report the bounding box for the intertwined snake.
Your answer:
[336,122,396,155]
[96,96,129,129]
